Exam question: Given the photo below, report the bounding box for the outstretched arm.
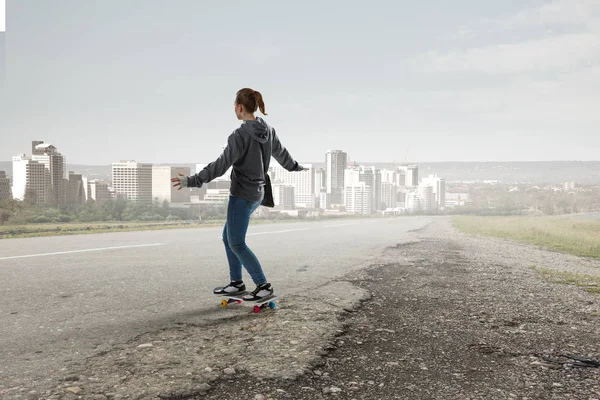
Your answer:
[272,129,304,172]
[173,132,244,189]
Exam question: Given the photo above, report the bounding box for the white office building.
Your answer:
[12,154,48,205]
[203,189,230,204]
[406,192,421,213]
[270,164,315,208]
[152,166,191,206]
[345,166,381,211]
[420,174,446,209]
[360,166,381,211]
[314,168,325,193]
[112,161,153,204]
[344,182,372,215]
[318,192,331,210]
[380,182,398,210]
[380,169,396,185]
[419,185,435,214]
[344,167,361,186]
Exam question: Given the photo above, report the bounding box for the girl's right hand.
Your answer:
[171,173,185,190]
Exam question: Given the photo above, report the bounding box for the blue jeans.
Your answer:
[222,195,266,285]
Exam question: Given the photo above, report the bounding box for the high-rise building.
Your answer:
[270,164,315,208]
[396,190,407,208]
[435,177,446,209]
[395,167,407,188]
[314,168,325,193]
[272,183,295,210]
[345,166,381,211]
[380,182,398,210]
[0,171,11,201]
[31,142,67,205]
[419,185,434,213]
[405,165,419,187]
[111,161,153,204]
[318,192,331,210]
[421,174,446,209]
[359,166,381,211]
[152,166,191,206]
[87,180,110,202]
[380,169,396,185]
[12,154,47,205]
[344,166,361,187]
[67,171,86,205]
[406,192,421,213]
[326,150,347,205]
[344,182,372,215]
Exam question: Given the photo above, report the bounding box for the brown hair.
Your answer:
[235,88,267,116]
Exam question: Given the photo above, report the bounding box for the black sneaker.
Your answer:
[213,280,246,295]
[242,283,274,301]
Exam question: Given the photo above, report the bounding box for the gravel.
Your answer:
[206,218,600,399]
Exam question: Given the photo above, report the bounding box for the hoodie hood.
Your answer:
[241,117,269,144]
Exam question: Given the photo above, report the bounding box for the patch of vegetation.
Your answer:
[529,265,600,295]
[452,215,600,259]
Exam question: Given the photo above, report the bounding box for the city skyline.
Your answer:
[7,139,446,214]
[2,1,599,164]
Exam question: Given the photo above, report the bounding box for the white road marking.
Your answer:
[217,228,311,239]
[324,222,359,228]
[248,228,310,236]
[0,243,165,261]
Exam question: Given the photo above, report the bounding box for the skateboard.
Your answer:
[216,293,278,313]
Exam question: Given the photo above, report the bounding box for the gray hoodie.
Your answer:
[182,117,303,202]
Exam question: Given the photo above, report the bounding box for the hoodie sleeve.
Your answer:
[186,131,244,187]
[272,128,301,172]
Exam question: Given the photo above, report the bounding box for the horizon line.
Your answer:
[2,159,600,167]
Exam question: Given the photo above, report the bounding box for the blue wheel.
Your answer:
[269,301,276,309]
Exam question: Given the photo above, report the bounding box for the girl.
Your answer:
[172,88,304,301]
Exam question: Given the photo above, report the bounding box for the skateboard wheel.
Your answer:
[237,300,243,304]
[221,299,228,307]
[269,301,276,309]
[253,305,261,313]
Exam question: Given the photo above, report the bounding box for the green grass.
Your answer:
[0,221,223,239]
[452,215,600,259]
[529,266,600,295]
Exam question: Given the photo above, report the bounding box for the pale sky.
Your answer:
[1,0,599,164]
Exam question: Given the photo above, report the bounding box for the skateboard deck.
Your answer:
[216,293,278,313]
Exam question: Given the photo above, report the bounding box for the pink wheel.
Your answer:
[237,300,243,304]
[253,305,261,313]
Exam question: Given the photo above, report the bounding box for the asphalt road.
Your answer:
[0,216,431,388]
